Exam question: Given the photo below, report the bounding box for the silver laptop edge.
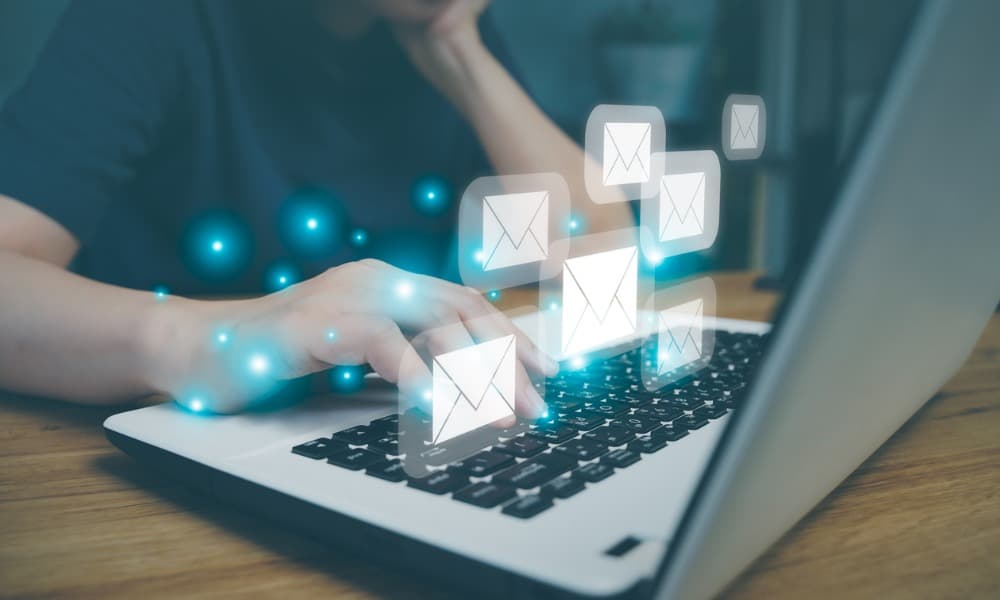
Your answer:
[655,1,1000,598]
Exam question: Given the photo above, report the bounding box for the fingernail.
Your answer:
[525,383,547,418]
[541,352,559,376]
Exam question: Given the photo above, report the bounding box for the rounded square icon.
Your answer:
[537,228,655,366]
[722,94,767,160]
[397,307,548,478]
[585,104,666,203]
[639,276,717,391]
[458,173,570,291]
[639,150,721,264]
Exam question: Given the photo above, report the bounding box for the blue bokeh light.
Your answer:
[182,212,252,281]
[326,329,337,342]
[330,365,365,393]
[153,285,170,301]
[278,187,345,257]
[487,290,500,302]
[263,261,300,292]
[350,228,368,247]
[411,175,451,216]
[395,280,414,299]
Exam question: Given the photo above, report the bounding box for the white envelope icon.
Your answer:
[656,298,704,375]
[730,104,759,150]
[659,171,705,242]
[603,122,651,185]
[432,335,516,445]
[561,247,638,355]
[482,191,549,271]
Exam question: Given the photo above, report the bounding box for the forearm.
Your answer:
[450,44,634,231]
[0,250,208,403]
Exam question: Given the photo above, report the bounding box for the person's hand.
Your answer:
[149,259,554,415]
[390,0,492,113]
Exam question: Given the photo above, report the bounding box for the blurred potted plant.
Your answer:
[594,0,708,122]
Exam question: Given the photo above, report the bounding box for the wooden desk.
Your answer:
[1,272,997,598]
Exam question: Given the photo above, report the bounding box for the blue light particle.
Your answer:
[248,353,270,376]
[412,175,451,216]
[216,332,229,345]
[570,355,586,370]
[326,329,336,341]
[395,280,414,299]
[189,398,204,412]
[488,290,500,302]
[306,218,318,231]
[153,285,169,301]
[549,301,559,311]
[351,228,368,247]
[211,240,223,252]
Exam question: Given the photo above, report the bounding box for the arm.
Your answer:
[394,1,634,232]
[0,195,552,413]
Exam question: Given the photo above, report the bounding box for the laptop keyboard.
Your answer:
[291,330,766,519]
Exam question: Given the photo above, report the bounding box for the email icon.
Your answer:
[561,246,638,355]
[431,335,516,445]
[482,191,548,271]
[659,171,705,242]
[722,94,766,160]
[730,104,759,150]
[656,298,705,375]
[603,122,651,186]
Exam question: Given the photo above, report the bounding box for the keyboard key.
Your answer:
[612,415,661,434]
[540,476,586,499]
[332,425,381,445]
[602,448,641,469]
[497,422,530,438]
[583,399,630,417]
[365,459,408,482]
[633,404,683,422]
[562,412,606,431]
[502,495,553,519]
[629,437,667,454]
[292,438,347,459]
[618,393,653,408]
[493,453,576,489]
[695,404,728,419]
[583,425,635,447]
[649,422,688,442]
[553,438,609,461]
[527,424,577,444]
[408,470,469,495]
[676,414,709,430]
[369,414,399,431]
[493,436,548,458]
[366,434,400,456]
[573,462,615,483]
[451,450,515,477]
[327,448,385,470]
[454,482,518,508]
[667,396,704,410]
[548,398,583,412]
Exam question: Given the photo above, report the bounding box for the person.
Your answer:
[0,0,633,414]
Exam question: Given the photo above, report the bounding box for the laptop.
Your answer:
[104,2,1000,598]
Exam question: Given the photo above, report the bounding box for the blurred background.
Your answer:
[0,0,921,287]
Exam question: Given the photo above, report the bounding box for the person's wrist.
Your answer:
[136,295,213,397]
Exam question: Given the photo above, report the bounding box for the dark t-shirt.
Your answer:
[0,0,509,294]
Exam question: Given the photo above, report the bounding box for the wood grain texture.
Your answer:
[0,272,996,599]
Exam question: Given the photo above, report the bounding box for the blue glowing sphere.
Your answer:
[330,365,365,393]
[263,261,301,293]
[279,187,345,257]
[350,228,369,247]
[182,212,253,281]
[411,175,451,216]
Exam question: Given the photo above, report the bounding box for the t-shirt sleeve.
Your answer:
[0,0,182,244]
